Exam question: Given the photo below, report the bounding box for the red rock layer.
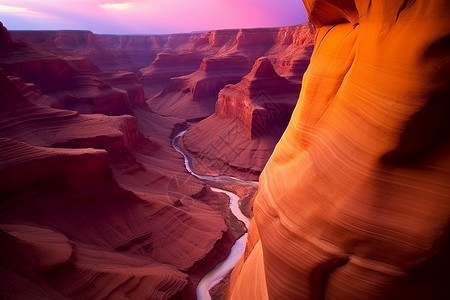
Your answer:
[98,71,145,105]
[0,34,136,116]
[139,51,204,98]
[10,30,169,72]
[181,56,308,180]
[148,55,252,120]
[146,24,314,180]
[229,1,450,299]
[144,24,314,115]
[0,24,239,298]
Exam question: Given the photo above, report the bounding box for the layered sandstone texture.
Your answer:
[229,1,450,299]
[180,25,315,180]
[0,32,137,116]
[145,25,314,118]
[0,23,239,299]
[10,30,169,72]
[182,57,303,180]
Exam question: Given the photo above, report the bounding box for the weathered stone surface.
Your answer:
[229,1,450,299]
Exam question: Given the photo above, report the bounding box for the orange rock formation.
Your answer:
[229,0,450,299]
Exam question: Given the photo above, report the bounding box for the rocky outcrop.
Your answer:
[143,24,314,180]
[181,57,306,180]
[268,24,315,81]
[148,55,252,119]
[229,1,450,299]
[215,57,301,139]
[0,21,12,50]
[144,24,314,108]
[98,71,145,105]
[10,24,315,113]
[139,51,204,98]
[2,25,143,116]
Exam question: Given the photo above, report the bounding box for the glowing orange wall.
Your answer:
[229,0,450,299]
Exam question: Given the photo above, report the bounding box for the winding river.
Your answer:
[172,131,257,300]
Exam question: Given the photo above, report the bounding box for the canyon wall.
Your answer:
[11,30,169,72]
[144,25,313,117]
[0,22,243,299]
[180,24,315,180]
[229,0,450,299]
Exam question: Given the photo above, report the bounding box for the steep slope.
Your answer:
[181,57,305,180]
[229,1,450,299]
[0,40,133,116]
[0,23,240,298]
[267,24,315,81]
[140,28,280,100]
[145,24,314,180]
[98,71,145,105]
[148,55,252,120]
[139,50,204,98]
[145,25,314,119]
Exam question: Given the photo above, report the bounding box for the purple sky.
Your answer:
[0,0,308,34]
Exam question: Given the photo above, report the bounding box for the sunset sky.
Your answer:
[0,0,308,34]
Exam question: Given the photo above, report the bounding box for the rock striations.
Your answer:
[0,23,240,299]
[10,30,168,72]
[0,30,137,116]
[145,25,314,119]
[181,57,303,180]
[229,1,450,300]
[164,25,314,180]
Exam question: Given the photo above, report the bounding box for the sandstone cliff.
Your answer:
[0,24,240,299]
[229,1,450,299]
[145,25,314,119]
[182,57,303,180]
[176,25,313,178]
[11,30,168,72]
[0,29,137,116]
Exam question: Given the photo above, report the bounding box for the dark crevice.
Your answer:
[309,256,350,300]
[317,24,338,50]
[381,34,450,166]
[423,34,450,60]
[380,86,450,166]
[383,225,450,300]
[396,0,417,22]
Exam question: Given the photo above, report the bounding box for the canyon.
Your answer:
[0,20,313,299]
[1,0,449,298]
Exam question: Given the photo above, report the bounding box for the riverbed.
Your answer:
[172,130,257,300]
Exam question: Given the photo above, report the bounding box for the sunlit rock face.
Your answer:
[229,1,450,299]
